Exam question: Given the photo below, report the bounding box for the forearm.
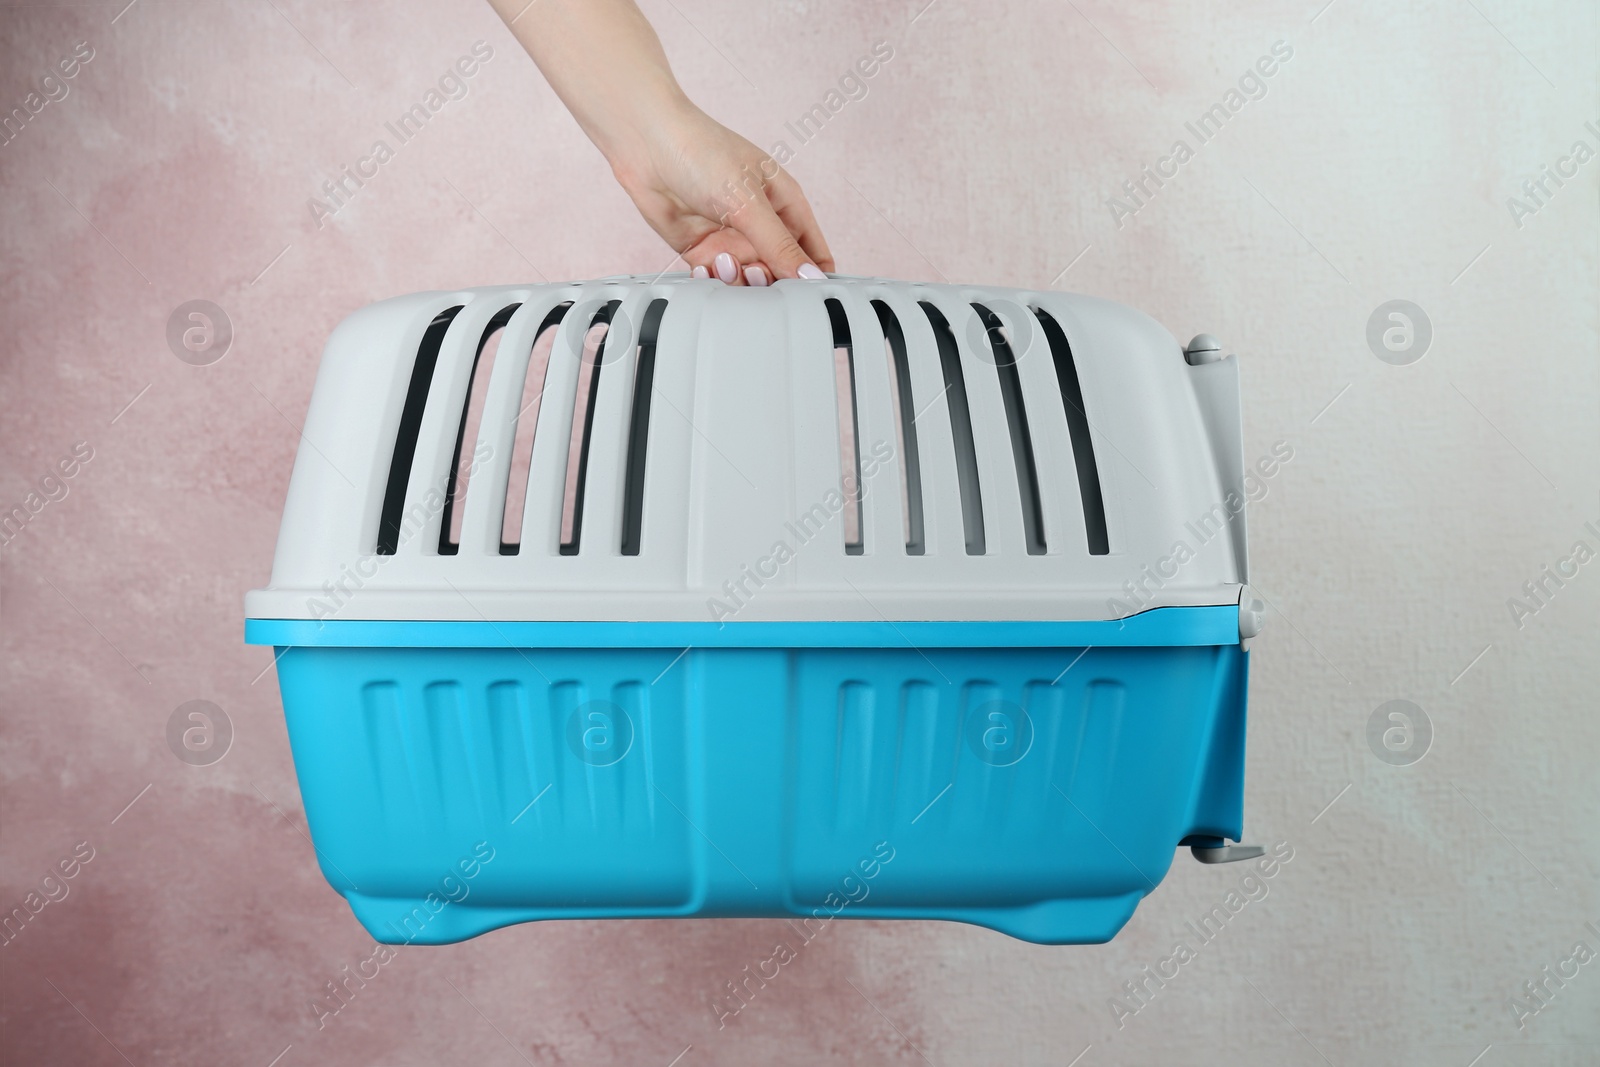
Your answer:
[486,0,694,171]
[488,0,833,280]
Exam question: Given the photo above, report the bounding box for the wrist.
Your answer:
[601,97,705,202]
[592,83,698,169]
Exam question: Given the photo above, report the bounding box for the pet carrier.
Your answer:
[245,275,1263,945]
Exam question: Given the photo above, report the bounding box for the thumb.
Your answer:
[728,196,819,280]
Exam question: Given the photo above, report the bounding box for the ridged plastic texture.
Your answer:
[276,640,1247,945]
[244,275,1248,623]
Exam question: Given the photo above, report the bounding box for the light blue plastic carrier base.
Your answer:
[246,608,1248,946]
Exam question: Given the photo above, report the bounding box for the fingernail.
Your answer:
[744,265,769,287]
[797,263,826,280]
[691,265,709,280]
[714,253,738,284]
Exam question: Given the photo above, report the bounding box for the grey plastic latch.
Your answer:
[1239,586,1266,640]
[1185,333,1224,366]
[1191,843,1266,864]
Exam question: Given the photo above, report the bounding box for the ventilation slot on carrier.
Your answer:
[500,303,571,554]
[438,304,520,554]
[560,301,622,556]
[825,298,864,555]
[973,303,1045,555]
[377,305,464,555]
[1033,307,1109,555]
[918,301,985,555]
[620,298,669,556]
[872,300,925,555]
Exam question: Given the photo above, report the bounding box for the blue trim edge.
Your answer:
[244,605,1238,648]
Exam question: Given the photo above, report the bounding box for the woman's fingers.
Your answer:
[680,173,830,284]
[682,229,755,283]
[726,194,820,280]
[766,174,834,274]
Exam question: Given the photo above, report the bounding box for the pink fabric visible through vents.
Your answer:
[439,308,517,554]
[560,302,621,554]
[825,298,864,555]
[499,306,568,551]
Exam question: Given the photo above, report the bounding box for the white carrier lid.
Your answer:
[244,275,1249,625]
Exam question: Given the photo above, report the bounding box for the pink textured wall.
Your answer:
[3,1,1597,1064]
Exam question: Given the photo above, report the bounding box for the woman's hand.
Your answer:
[610,104,834,286]
[489,0,833,285]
